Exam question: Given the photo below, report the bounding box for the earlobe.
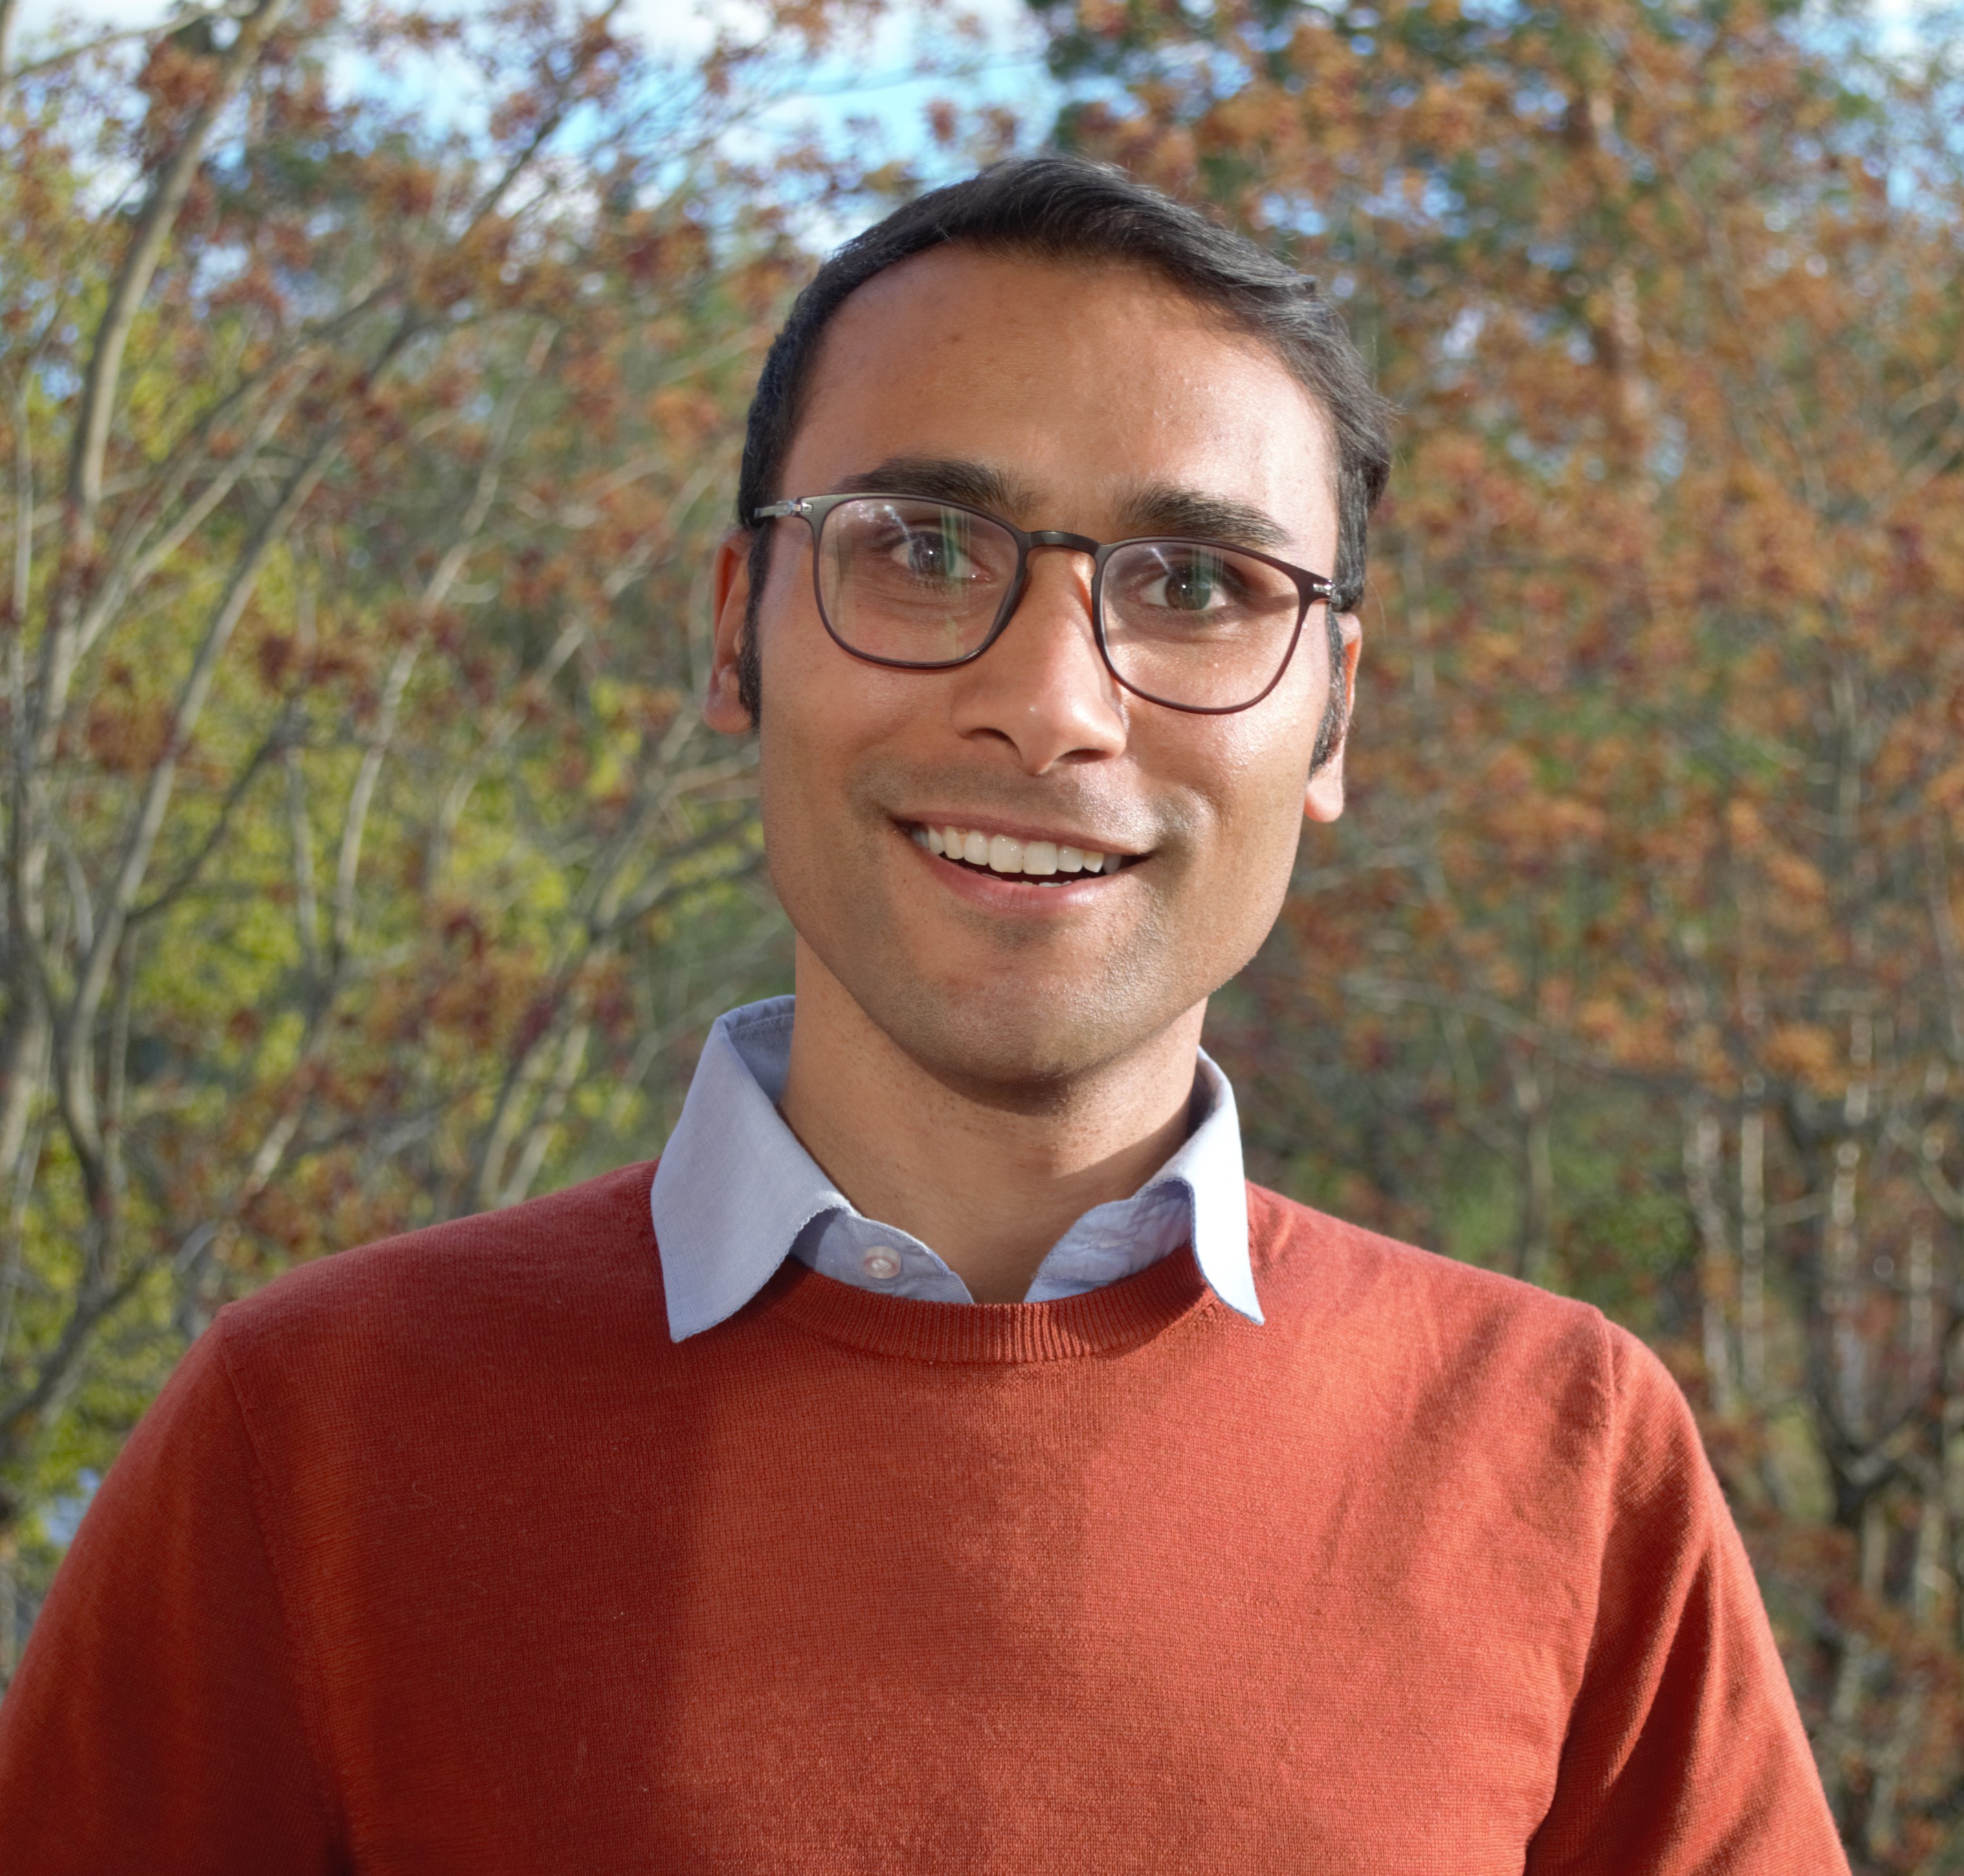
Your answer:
[704,655,752,735]
[704,531,755,735]
[1304,755,1346,823]
[1304,611,1361,825]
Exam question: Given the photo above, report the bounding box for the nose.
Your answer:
[944,544,1128,774]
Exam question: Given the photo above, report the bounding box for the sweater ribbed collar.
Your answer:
[756,1240,1223,1363]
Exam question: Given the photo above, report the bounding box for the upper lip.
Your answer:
[902,814,1146,857]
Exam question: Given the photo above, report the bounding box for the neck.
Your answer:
[778,941,1205,1303]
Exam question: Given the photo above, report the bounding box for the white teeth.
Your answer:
[921,826,1129,878]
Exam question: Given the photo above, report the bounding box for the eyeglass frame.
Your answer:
[750,491,1336,717]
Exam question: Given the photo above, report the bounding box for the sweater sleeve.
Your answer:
[0,1317,342,1873]
[1526,1323,1847,1875]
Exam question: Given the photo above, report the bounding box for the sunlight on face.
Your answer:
[744,247,1352,1096]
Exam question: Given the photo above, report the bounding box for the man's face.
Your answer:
[709,247,1357,1099]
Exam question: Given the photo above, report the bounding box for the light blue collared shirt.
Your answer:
[649,996,1261,1341]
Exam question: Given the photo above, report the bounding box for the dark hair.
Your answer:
[734,155,1394,760]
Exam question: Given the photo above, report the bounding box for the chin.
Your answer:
[852,955,1191,1108]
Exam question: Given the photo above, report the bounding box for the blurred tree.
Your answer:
[12,0,1964,1863]
[0,0,904,1669]
[1017,0,1964,1864]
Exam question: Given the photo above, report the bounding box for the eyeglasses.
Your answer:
[751,491,1333,715]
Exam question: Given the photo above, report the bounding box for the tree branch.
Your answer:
[328,322,550,965]
[57,425,339,1170]
[0,2,243,107]
[0,1263,148,1468]
[129,711,295,924]
[65,0,296,527]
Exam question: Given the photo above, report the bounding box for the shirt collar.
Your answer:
[649,996,1258,1339]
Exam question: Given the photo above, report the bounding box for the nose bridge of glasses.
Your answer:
[1022,528,1103,557]
[1005,530,1102,633]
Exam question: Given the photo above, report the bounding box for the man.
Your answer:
[0,158,1844,1871]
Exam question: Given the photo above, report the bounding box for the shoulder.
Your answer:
[213,1160,665,1414]
[1245,1181,1623,1435]
[1246,1180,1610,1343]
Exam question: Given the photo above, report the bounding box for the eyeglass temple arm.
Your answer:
[752,500,810,524]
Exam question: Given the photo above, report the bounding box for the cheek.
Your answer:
[761,566,919,734]
[755,612,922,877]
[1180,710,1317,859]
[1156,715,1319,963]
[1220,765,1312,908]
[754,616,847,896]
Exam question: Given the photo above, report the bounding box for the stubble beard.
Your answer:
[842,899,1196,1117]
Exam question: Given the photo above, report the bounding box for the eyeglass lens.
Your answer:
[815,497,1310,711]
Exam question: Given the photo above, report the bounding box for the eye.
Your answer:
[899,525,971,583]
[1155,559,1222,610]
[849,507,991,588]
[1131,548,1245,613]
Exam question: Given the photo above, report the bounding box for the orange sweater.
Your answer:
[0,1163,1844,1872]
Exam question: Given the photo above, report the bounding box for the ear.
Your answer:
[1304,611,1361,825]
[704,531,753,735]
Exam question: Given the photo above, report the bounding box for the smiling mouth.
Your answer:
[907,822,1134,886]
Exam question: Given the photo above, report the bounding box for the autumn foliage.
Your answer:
[0,0,899,1677]
[5,0,1964,1866]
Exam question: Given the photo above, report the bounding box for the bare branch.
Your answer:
[7,374,27,631]
[57,425,339,1167]
[328,322,552,963]
[590,802,762,938]
[1617,52,1832,515]
[284,744,321,983]
[102,926,137,1151]
[1684,1097,1738,1412]
[1922,1148,1964,1225]
[73,356,323,673]
[0,1264,148,1468]
[496,1018,589,1209]
[1925,814,1964,1067]
[1342,971,1658,1088]
[65,0,296,527]
[84,273,396,616]
[458,2,629,239]
[468,972,596,1213]
[425,614,588,888]
[0,1007,50,1367]
[129,713,295,924]
[0,3,242,105]
[1883,404,1964,517]
[0,0,19,108]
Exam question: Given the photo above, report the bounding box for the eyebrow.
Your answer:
[827,456,1294,555]
[830,457,1040,515]
[1117,482,1292,553]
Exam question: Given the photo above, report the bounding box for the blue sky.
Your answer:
[9,0,1064,179]
[16,0,1941,181]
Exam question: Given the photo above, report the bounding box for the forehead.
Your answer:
[786,246,1337,550]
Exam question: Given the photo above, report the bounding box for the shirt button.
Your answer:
[861,1246,902,1280]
